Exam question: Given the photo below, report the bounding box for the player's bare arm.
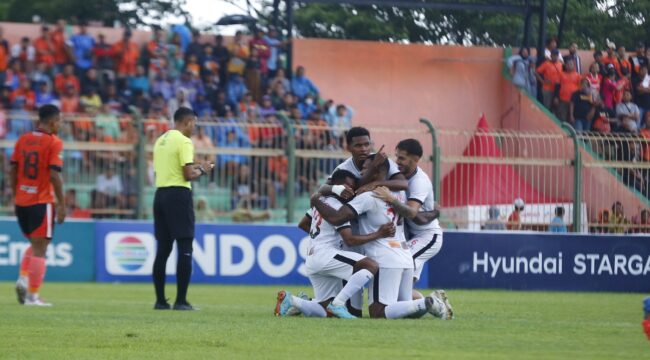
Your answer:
[338,222,395,247]
[356,176,409,194]
[182,161,215,181]
[298,215,311,233]
[50,170,66,224]
[372,186,439,225]
[310,193,356,226]
[317,180,355,200]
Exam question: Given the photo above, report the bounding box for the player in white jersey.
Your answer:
[274,170,395,319]
[312,155,451,319]
[373,139,453,318]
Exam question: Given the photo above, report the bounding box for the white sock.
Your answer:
[349,289,364,312]
[291,296,327,317]
[385,299,427,319]
[332,269,373,307]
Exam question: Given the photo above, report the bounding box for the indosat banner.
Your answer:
[95,221,433,286]
[0,220,95,281]
[431,232,650,292]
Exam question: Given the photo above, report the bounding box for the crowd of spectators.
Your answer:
[509,38,650,219]
[0,20,354,218]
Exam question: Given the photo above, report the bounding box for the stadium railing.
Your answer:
[427,122,650,234]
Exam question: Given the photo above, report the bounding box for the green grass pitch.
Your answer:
[0,282,647,359]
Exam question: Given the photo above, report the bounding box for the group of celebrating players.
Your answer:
[274,127,453,320]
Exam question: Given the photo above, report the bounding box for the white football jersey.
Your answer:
[406,167,442,236]
[346,191,413,269]
[330,156,401,180]
[307,196,351,252]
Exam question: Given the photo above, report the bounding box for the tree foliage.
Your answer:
[286,0,650,49]
[1,0,189,28]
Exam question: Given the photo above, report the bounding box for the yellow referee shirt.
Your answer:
[153,129,194,189]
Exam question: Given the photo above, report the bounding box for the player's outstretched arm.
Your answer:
[372,186,440,225]
[310,193,356,226]
[298,215,311,233]
[50,170,66,224]
[338,222,395,247]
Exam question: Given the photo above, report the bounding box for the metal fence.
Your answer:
[431,124,650,234]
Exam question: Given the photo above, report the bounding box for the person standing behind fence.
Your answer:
[152,107,214,311]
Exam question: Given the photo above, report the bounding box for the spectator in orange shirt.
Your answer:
[614,45,632,80]
[10,78,36,110]
[33,25,56,69]
[111,30,140,80]
[60,84,80,113]
[557,61,582,122]
[54,64,80,95]
[604,42,617,66]
[536,49,563,111]
[52,20,71,69]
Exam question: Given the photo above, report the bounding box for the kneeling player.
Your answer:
[312,155,451,319]
[275,170,393,318]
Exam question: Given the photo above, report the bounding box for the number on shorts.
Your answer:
[22,151,39,180]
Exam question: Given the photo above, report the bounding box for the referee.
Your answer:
[152,107,213,310]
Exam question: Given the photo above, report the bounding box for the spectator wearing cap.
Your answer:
[291,66,319,101]
[564,42,582,74]
[602,63,624,110]
[544,38,564,63]
[614,45,632,80]
[535,49,563,111]
[33,26,56,69]
[111,30,140,80]
[604,41,617,67]
[70,22,95,78]
[557,60,582,122]
[259,95,276,118]
[54,63,80,95]
[10,38,35,71]
[631,42,648,85]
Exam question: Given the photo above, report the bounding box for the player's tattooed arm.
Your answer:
[338,222,395,246]
[298,215,311,233]
[310,193,357,226]
[372,186,440,225]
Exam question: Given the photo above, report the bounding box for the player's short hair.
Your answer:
[173,107,198,123]
[346,126,370,146]
[330,169,357,186]
[38,104,60,123]
[396,138,423,158]
[365,153,389,175]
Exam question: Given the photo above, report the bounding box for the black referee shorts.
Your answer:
[154,187,195,241]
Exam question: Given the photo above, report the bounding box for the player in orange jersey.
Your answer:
[10,104,66,306]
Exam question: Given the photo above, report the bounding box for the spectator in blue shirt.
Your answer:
[263,27,283,77]
[227,74,248,107]
[549,206,568,233]
[71,23,96,76]
[298,93,317,119]
[128,65,150,94]
[291,66,319,100]
[35,81,58,108]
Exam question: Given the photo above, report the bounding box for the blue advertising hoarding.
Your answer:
[94,221,431,287]
[430,232,650,292]
[0,220,95,281]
